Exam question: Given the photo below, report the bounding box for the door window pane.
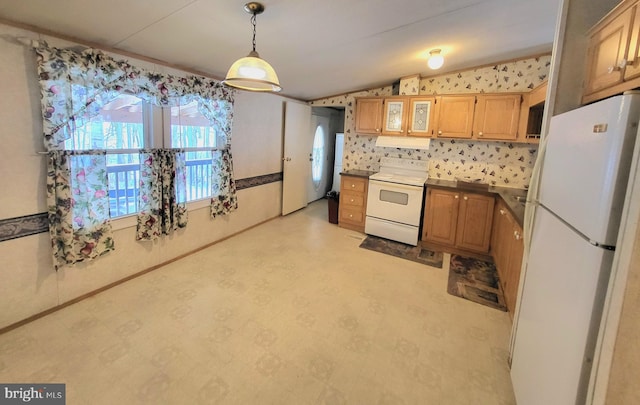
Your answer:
[312,125,325,189]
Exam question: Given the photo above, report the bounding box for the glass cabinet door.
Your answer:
[382,99,406,135]
[408,97,436,137]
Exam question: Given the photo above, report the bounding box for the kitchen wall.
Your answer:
[310,55,551,189]
[0,22,286,330]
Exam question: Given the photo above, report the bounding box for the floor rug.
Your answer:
[447,254,507,311]
[359,235,443,269]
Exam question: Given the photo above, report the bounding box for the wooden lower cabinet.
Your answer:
[491,199,524,317]
[422,188,460,246]
[338,175,368,232]
[422,187,494,254]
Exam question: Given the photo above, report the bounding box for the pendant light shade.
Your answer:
[223,2,282,92]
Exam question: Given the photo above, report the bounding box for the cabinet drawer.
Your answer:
[340,207,365,224]
[342,178,366,193]
[341,191,365,208]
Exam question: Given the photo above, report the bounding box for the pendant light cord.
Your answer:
[251,13,257,53]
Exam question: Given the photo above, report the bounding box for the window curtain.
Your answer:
[34,40,236,269]
[47,150,114,269]
[136,149,188,240]
[211,149,238,218]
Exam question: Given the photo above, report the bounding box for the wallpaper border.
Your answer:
[0,172,284,242]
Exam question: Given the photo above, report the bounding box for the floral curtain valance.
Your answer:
[33,40,235,150]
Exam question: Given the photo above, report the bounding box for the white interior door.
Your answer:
[308,114,331,202]
[282,101,312,215]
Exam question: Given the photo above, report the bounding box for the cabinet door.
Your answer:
[355,97,383,135]
[625,5,640,80]
[473,94,521,140]
[584,6,634,96]
[435,95,475,138]
[455,192,495,253]
[504,223,524,315]
[407,97,437,137]
[423,188,459,246]
[492,201,515,292]
[382,98,408,135]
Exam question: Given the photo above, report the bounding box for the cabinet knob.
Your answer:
[608,65,621,74]
[438,130,443,135]
[407,130,412,134]
[350,198,354,202]
[454,195,459,199]
[351,184,355,188]
[376,128,380,132]
[514,231,521,240]
[463,196,468,200]
[349,214,353,218]
[499,209,506,215]
[478,132,483,137]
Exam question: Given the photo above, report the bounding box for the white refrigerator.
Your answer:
[510,93,640,405]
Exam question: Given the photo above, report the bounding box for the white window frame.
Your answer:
[162,103,217,211]
[93,100,219,231]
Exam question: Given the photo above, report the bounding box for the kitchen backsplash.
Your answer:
[310,54,551,189]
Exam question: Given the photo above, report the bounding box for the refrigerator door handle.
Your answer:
[541,204,616,251]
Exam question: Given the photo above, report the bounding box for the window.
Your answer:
[64,93,145,218]
[36,40,237,266]
[169,100,217,202]
[312,125,325,189]
[64,95,224,218]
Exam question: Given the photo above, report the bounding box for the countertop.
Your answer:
[340,169,377,179]
[426,178,527,227]
[339,170,527,227]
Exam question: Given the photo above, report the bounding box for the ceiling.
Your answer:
[0,0,561,101]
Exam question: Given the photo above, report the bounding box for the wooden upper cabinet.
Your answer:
[355,97,383,135]
[380,96,438,136]
[584,5,634,97]
[455,192,495,253]
[382,97,408,135]
[625,4,640,80]
[434,95,476,139]
[407,96,437,137]
[473,94,521,141]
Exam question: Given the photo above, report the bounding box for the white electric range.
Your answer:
[365,157,429,246]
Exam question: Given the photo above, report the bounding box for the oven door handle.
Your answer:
[369,179,423,192]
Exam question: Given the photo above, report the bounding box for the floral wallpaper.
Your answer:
[309,54,551,189]
[400,75,421,95]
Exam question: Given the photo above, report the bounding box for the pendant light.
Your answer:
[223,2,282,92]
